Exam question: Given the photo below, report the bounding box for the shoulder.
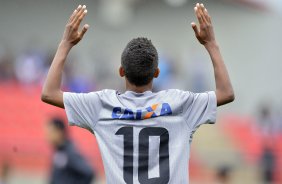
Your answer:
[64,141,81,157]
[155,89,215,107]
[64,141,75,152]
[96,89,118,96]
[154,89,195,107]
[79,89,117,97]
[156,89,193,98]
[64,89,118,100]
[159,89,215,98]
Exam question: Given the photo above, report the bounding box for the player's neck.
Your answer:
[125,80,153,93]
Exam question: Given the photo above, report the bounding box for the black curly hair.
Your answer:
[49,117,67,134]
[121,37,159,86]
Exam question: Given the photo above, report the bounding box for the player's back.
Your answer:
[63,89,217,184]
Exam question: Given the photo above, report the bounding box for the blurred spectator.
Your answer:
[45,117,95,184]
[215,166,232,184]
[260,145,276,184]
[14,50,46,85]
[0,162,10,184]
[190,55,209,93]
[62,54,93,93]
[65,75,93,93]
[0,46,14,82]
[153,55,176,91]
[257,103,279,137]
[256,103,278,184]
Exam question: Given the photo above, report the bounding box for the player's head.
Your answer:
[45,117,68,147]
[120,37,160,86]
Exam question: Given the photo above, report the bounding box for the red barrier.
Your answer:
[0,83,104,176]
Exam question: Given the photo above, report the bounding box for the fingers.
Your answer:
[198,3,208,24]
[71,5,85,23]
[203,7,211,23]
[73,5,87,28]
[68,9,77,23]
[79,24,89,38]
[200,4,211,23]
[194,3,211,25]
[194,5,204,25]
[68,5,81,23]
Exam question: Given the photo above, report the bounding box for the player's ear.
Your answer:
[119,66,125,77]
[154,68,160,78]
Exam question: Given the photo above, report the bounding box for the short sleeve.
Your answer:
[183,91,217,131]
[63,91,102,132]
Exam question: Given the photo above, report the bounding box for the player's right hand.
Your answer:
[191,3,216,46]
[61,5,89,46]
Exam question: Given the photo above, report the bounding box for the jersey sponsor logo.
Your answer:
[112,103,172,120]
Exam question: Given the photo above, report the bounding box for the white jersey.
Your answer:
[63,89,217,184]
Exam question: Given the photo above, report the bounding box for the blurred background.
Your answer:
[0,0,282,183]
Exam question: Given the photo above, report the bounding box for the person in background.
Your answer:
[260,144,276,184]
[0,161,10,184]
[215,166,232,184]
[257,104,277,184]
[45,117,95,184]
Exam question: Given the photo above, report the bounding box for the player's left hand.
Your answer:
[191,3,216,46]
[61,5,89,46]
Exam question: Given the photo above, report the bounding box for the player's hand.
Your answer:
[191,3,216,46]
[61,5,89,47]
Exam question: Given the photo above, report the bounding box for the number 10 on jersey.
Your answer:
[116,126,170,184]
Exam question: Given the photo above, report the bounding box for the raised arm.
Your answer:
[41,5,89,108]
[191,3,235,106]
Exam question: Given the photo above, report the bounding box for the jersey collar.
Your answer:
[124,90,153,98]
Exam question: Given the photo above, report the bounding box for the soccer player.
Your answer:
[41,3,234,184]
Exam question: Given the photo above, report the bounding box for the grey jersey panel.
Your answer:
[63,89,217,184]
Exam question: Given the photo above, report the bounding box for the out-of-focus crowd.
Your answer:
[0,46,95,93]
